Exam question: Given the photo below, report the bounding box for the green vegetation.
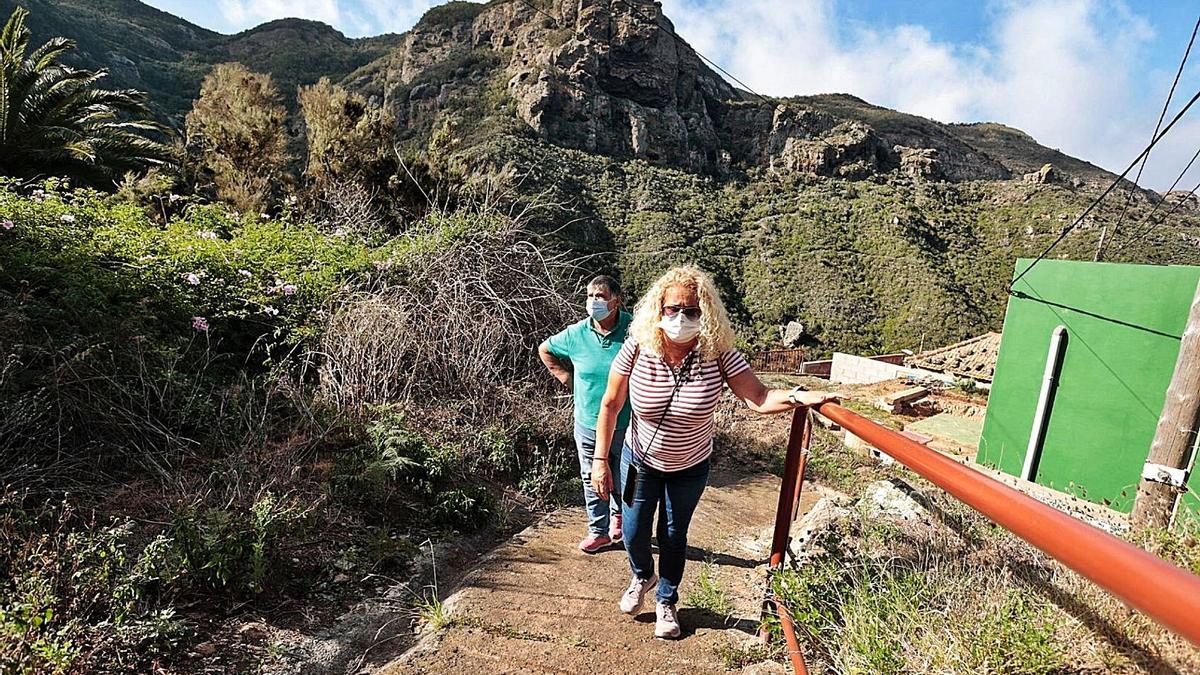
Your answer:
[0,8,172,186]
[684,561,735,621]
[480,134,1200,356]
[0,178,581,671]
[185,63,292,213]
[771,500,1067,674]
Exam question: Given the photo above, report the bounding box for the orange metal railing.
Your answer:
[761,403,1200,673]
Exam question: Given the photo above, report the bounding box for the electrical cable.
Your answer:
[1009,86,1200,291]
[1104,13,1200,257]
[608,0,774,105]
[1113,143,1200,253]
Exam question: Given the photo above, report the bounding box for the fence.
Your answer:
[761,403,1200,674]
[750,349,806,373]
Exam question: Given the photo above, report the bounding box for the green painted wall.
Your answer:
[978,259,1200,513]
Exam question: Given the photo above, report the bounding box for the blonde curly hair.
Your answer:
[629,265,736,360]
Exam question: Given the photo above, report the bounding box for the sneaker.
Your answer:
[619,574,657,615]
[654,601,681,639]
[608,514,623,543]
[579,533,611,554]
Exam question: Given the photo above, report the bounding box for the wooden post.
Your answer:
[1132,279,1200,529]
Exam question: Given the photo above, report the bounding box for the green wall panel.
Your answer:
[978,259,1200,512]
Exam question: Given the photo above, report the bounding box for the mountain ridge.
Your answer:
[0,0,1139,190]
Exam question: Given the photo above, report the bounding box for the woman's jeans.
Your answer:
[620,443,710,605]
[575,422,627,536]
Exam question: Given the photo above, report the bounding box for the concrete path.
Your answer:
[383,468,824,674]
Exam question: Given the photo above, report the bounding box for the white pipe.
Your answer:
[1022,325,1067,481]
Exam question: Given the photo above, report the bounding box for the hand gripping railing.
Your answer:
[760,403,1200,675]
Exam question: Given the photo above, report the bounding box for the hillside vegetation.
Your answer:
[3,0,1200,672]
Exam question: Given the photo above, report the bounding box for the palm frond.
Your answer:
[0,6,173,186]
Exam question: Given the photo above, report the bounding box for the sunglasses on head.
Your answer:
[662,304,702,320]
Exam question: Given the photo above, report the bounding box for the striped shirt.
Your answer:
[611,339,751,472]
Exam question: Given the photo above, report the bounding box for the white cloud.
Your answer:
[212,0,469,37]
[662,0,1200,191]
[216,0,341,30]
[347,0,446,35]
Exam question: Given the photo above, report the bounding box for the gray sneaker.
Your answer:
[619,575,657,615]
[654,601,681,639]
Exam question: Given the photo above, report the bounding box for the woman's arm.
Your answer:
[726,369,840,414]
[590,369,630,500]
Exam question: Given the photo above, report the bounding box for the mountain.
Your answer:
[3,0,1197,353]
[0,0,401,121]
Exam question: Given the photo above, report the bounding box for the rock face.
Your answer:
[780,320,805,347]
[1024,163,1059,184]
[896,145,942,180]
[347,0,1043,181]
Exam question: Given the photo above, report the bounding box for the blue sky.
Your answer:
[143,0,1200,190]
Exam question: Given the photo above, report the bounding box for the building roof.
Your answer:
[907,332,1001,382]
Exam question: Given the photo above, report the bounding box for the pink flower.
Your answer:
[60,214,75,223]
[191,316,209,332]
[282,283,297,296]
[1,219,12,230]
[238,269,252,278]
[263,306,279,316]
[184,273,201,285]
[197,230,218,240]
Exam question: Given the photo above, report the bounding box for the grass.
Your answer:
[767,457,1200,674]
[684,561,735,621]
[713,639,774,669]
[417,595,452,631]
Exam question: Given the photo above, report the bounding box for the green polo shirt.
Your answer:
[545,310,633,430]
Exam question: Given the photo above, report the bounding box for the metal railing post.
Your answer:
[761,407,812,674]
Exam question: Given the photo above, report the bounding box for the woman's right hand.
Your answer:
[591,458,613,501]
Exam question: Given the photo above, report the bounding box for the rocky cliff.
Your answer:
[343,0,1128,187]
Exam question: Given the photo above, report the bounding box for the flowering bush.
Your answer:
[0,180,392,474]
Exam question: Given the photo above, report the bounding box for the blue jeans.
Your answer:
[620,444,710,605]
[575,422,627,536]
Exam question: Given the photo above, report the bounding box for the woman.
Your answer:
[590,265,838,639]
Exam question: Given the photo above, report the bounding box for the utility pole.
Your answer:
[1093,225,1108,262]
[1132,279,1200,529]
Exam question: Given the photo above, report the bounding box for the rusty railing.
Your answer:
[750,349,807,374]
[761,403,1200,674]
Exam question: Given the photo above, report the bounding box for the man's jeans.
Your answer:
[620,443,710,605]
[575,422,627,536]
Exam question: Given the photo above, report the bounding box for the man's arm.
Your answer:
[538,341,572,388]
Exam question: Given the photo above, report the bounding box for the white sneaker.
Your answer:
[655,601,681,639]
[619,575,657,615]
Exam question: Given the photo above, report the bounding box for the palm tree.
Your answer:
[0,7,173,185]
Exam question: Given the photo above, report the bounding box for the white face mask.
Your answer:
[659,313,701,343]
[587,298,612,322]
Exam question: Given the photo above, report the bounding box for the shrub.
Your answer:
[770,504,1067,674]
[0,181,379,482]
[316,208,579,417]
[170,491,311,593]
[0,498,188,673]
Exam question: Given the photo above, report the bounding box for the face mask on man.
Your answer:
[659,313,701,343]
[588,297,612,322]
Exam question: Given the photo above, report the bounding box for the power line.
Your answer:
[1102,13,1200,259]
[1113,143,1200,253]
[608,0,774,106]
[1009,86,1200,291]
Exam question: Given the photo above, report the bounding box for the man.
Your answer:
[539,275,633,553]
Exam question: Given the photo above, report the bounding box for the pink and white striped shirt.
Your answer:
[611,339,751,471]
